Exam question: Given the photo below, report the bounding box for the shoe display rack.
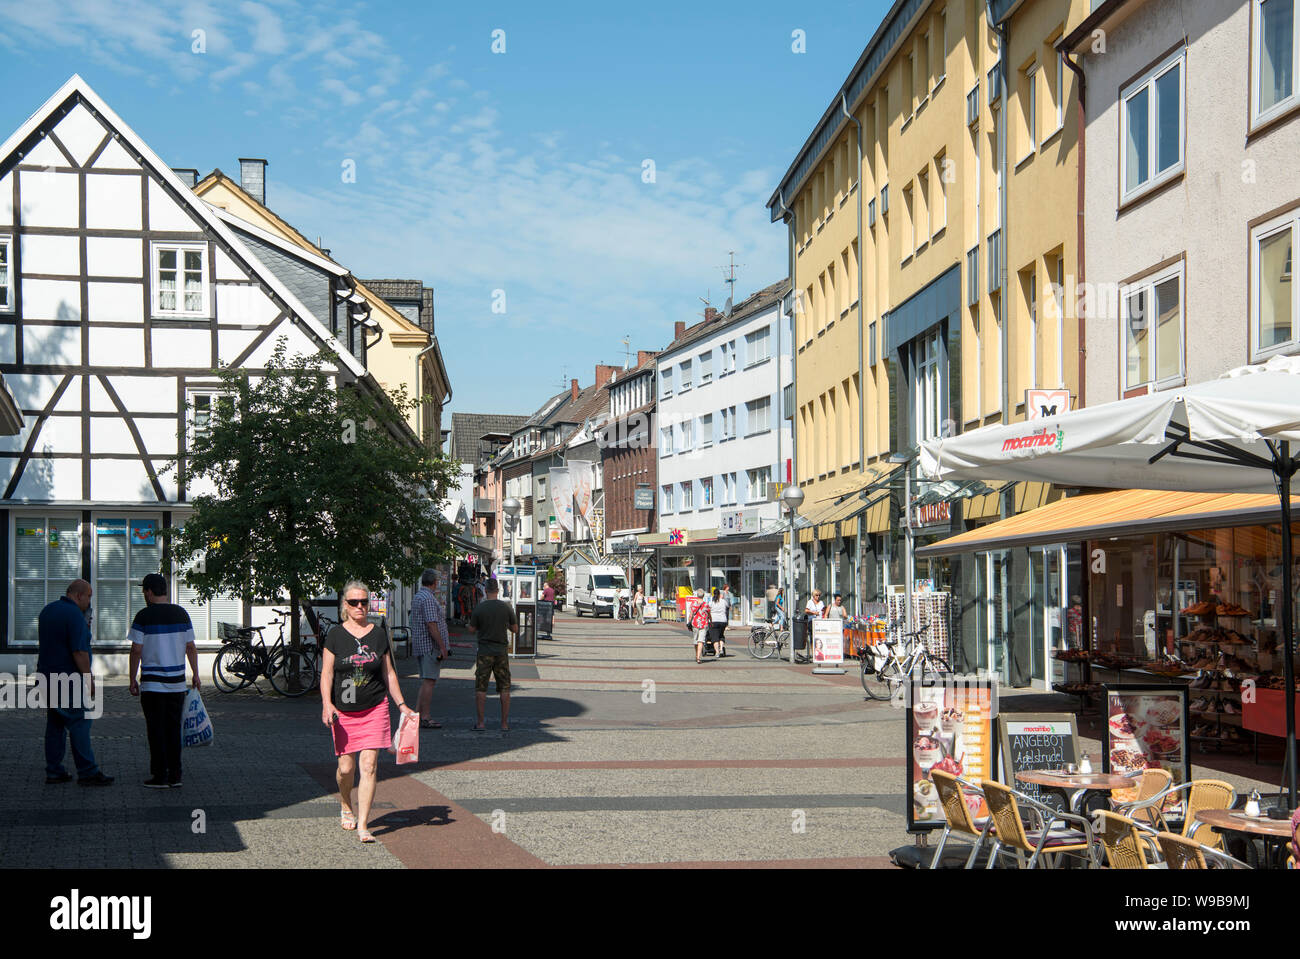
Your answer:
[1177,604,1255,753]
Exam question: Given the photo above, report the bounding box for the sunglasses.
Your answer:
[345,598,369,607]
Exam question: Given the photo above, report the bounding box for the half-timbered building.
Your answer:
[0,76,414,668]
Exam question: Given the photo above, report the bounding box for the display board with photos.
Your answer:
[811,618,844,666]
[907,680,996,831]
[998,713,1079,812]
[1102,685,1191,812]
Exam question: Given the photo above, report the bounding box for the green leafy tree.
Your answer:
[165,339,460,649]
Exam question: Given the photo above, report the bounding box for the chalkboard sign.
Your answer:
[536,600,554,639]
[998,713,1079,812]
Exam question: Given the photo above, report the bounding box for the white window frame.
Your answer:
[700,476,714,508]
[660,426,674,457]
[745,325,772,367]
[151,241,209,318]
[914,330,943,443]
[679,358,693,392]
[1250,208,1299,360]
[186,386,235,447]
[701,412,714,446]
[1120,260,1186,391]
[699,350,713,383]
[1021,62,1038,161]
[1119,47,1186,205]
[0,234,13,314]
[660,367,673,397]
[662,484,674,514]
[679,417,694,451]
[1251,0,1300,129]
[1055,48,1066,133]
[745,396,771,436]
[746,466,770,503]
[680,481,694,512]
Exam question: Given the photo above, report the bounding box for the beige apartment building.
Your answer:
[769,0,1091,686]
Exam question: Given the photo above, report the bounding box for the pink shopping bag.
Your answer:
[391,713,419,764]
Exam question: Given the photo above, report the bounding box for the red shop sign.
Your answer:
[913,501,951,527]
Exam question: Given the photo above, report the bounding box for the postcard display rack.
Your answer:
[887,592,951,662]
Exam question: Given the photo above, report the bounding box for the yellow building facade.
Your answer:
[769,0,1090,687]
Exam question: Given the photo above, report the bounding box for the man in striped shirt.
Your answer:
[128,573,200,788]
[410,569,450,729]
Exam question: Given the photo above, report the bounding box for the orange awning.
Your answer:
[917,489,1300,557]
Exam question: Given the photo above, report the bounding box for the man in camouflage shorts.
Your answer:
[469,580,517,731]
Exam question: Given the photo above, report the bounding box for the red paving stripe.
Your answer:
[523,678,834,687]
[301,762,545,868]
[562,856,898,869]
[422,757,905,771]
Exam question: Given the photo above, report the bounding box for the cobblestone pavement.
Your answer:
[1,612,1277,868]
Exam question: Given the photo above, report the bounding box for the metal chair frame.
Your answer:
[1157,831,1251,869]
[981,780,1099,869]
[929,772,994,869]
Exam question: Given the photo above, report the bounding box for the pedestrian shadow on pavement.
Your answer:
[369,804,455,836]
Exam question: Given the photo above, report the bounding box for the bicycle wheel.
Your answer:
[920,655,952,686]
[213,643,253,692]
[268,649,315,697]
[861,650,892,700]
[875,658,905,700]
[749,628,776,660]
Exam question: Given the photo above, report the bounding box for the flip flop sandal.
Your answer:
[341,809,357,831]
[359,829,376,844]
[419,720,442,729]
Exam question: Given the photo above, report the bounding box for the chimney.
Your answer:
[172,168,199,189]
[239,158,267,204]
[594,364,619,389]
[674,321,686,339]
[637,350,655,367]
[571,378,580,401]
[704,307,718,322]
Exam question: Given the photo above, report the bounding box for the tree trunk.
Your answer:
[289,584,301,651]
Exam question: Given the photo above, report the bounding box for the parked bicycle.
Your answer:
[860,619,950,700]
[212,608,319,697]
[748,620,810,662]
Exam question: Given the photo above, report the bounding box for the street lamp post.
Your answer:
[780,484,805,664]
[622,534,639,619]
[889,451,917,641]
[503,497,521,568]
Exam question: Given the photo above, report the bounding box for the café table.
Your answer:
[1015,770,1138,813]
[1194,808,1294,869]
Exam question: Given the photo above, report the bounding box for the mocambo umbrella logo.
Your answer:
[1001,425,1065,453]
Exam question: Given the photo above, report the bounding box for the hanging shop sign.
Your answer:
[907,679,996,831]
[718,509,759,537]
[912,501,951,527]
[1026,389,1071,420]
[668,528,689,546]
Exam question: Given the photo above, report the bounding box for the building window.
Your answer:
[1251,209,1297,358]
[869,321,878,366]
[1253,0,1298,127]
[188,389,234,443]
[152,243,208,317]
[660,426,673,456]
[1055,47,1066,132]
[662,484,674,513]
[745,325,771,366]
[1122,262,1184,391]
[680,481,694,511]
[679,358,693,392]
[701,413,714,446]
[660,368,672,397]
[93,516,164,643]
[679,417,694,451]
[699,350,713,383]
[1020,62,1037,160]
[746,466,770,503]
[726,339,737,373]
[914,330,943,443]
[700,476,714,507]
[719,405,737,440]
[745,396,771,435]
[1121,48,1185,203]
[933,152,948,233]
[12,516,83,644]
[0,235,12,312]
[902,183,915,261]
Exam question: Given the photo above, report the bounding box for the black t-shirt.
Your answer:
[325,624,390,712]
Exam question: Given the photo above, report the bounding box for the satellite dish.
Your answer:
[722,296,733,317]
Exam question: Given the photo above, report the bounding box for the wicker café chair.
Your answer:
[1111,768,1173,826]
[929,770,992,869]
[980,780,1097,869]
[1157,832,1251,869]
[1093,810,1163,869]
[1114,779,1235,849]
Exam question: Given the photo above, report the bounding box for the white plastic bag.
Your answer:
[181,688,214,747]
[391,712,418,764]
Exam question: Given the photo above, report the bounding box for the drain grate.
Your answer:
[732,706,780,711]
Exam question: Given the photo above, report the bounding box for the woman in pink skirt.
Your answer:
[320,580,416,844]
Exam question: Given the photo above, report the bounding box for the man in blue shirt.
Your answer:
[37,580,113,785]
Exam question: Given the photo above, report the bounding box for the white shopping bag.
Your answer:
[181,688,214,747]
[390,712,418,764]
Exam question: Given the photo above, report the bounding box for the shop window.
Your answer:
[93,517,163,643]
[11,516,82,644]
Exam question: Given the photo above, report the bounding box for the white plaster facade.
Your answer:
[1074,0,1300,404]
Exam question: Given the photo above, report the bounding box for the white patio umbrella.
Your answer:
[921,355,1300,807]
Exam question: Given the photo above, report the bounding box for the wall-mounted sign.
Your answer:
[668,528,689,546]
[633,487,655,510]
[1026,389,1071,420]
[912,501,951,527]
[96,520,126,537]
[130,520,157,546]
[718,509,759,537]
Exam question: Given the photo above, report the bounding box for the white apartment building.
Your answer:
[646,280,793,623]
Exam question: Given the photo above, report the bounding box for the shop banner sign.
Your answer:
[810,618,844,666]
[1102,685,1190,812]
[907,680,996,831]
[549,468,574,532]
[644,597,659,620]
[998,713,1079,811]
[571,460,595,526]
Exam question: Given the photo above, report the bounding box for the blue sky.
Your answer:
[0,0,891,421]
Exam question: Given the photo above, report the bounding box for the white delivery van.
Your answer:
[571,564,629,617]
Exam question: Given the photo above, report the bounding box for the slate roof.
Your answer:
[659,279,790,358]
[359,278,435,333]
[449,412,529,465]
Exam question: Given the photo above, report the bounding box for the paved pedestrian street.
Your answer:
[2,613,1277,869]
